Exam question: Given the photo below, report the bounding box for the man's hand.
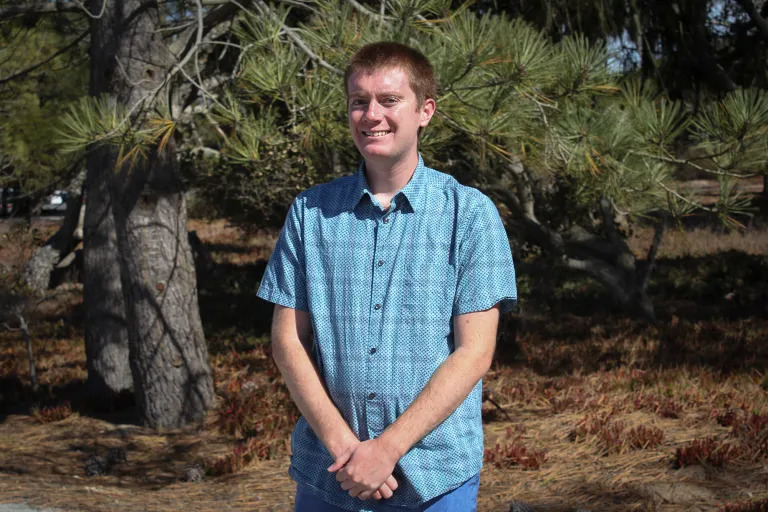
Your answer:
[327,438,400,500]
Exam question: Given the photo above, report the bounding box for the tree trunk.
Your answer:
[22,169,86,294]
[83,146,133,396]
[488,167,658,322]
[90,0,214,428]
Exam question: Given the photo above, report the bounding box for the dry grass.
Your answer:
[1,218,768,511]
[629,225,768,258]
[188,219,277,264]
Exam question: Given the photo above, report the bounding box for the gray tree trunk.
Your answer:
[89,0,214,428]
[22,169,86,294]
[83,146,133,396]
[489,161,658,322]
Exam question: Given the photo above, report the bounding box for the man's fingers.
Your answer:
[372,490,382,500]
[378,483,393,499]
[347,484,365,498]
[385,474,399,491]
[327,450,352,473]
[340,479,355,491]
[335,467,350,482]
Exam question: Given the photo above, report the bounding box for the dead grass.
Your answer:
[188,219,278,264]
[1,218,768,511]
[628,225,768,258]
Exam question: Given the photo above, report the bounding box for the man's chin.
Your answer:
[358,145,394,160]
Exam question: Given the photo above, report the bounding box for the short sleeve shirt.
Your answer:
[257,155,517,511]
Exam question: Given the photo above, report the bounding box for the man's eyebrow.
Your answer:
[348,91,405,98]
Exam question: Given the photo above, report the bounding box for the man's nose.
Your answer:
[363,100,382,121]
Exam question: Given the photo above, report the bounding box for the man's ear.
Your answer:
[419,98,436,127]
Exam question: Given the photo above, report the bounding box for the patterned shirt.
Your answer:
[257,155,517,511]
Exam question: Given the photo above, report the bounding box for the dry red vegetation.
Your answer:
[1,218,768,511]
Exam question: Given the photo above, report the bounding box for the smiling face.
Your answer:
[347,66,435,167]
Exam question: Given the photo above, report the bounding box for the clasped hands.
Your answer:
[327,437,400,501]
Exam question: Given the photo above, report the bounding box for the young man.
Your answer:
[257,42,517,511]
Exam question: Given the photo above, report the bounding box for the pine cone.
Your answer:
[84,455,108,476]
[183,463,205,482]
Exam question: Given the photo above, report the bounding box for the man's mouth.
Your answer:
[363,130,391,137]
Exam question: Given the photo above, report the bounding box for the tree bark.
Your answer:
[22,169,86,293]
[90,0,214,428]
[83,146,133,396]
[488,167,657,322]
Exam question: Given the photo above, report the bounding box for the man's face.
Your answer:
[347,66,435,164]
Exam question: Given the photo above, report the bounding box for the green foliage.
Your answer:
[0,16,88,195]
[185,0,765,232]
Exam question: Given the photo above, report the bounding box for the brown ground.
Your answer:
[1,218,768,512]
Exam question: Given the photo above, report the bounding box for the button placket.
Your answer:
[366,211,390,413]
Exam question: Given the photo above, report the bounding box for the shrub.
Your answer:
[731,413,768,458]
[626,425,665,450]
[718,498,768,511]
[485,428,547,470]
[484,439,548,470]
[633,393,682,418]
[30,401,74,423]
[673,437,741,468]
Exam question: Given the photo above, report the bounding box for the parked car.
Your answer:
[41,189,69,214]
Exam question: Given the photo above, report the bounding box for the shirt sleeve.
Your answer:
[453,194,517,316]
[256,195,309,311]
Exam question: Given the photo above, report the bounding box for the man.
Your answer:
[257,42,517,511]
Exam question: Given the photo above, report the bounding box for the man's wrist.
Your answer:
[376,429,408,462]
[327,430,359,459]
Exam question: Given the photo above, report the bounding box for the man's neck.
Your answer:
[363,152,418,202]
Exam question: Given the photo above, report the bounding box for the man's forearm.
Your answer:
[271,306,357,458]
[332,307,497,502]
[377,344,492,460]
[377,307,499,460]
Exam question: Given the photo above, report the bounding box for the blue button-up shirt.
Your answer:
[257,155,517,510]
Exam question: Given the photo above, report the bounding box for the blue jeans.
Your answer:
[294,474,480,512]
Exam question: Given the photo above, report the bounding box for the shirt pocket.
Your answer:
[401,239,454,326]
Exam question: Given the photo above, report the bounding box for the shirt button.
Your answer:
[382,216,389,224]
[369,347,377,354]
[377,260,384,267]
[374,303,381,310]
[368,392,376,400]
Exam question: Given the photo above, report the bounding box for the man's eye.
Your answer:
[383,97,398,104]
[350,99,366,106]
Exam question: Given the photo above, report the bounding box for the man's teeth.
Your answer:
[364,131,390,137]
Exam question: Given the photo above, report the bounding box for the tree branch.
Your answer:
[734,0,768,42]
[0,30,88,85]
[253,0,343,76]
[640,215,666,294]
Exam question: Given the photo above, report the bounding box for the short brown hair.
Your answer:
[344,42,437,108]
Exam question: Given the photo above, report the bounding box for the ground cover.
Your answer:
[1,218,767,511]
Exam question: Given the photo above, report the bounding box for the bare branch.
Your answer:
[348,0,395,22]
[629,150,758,178]
[734,0,768,42]
[640,215,666,294]
[253,0,343,76]
[74,0,107,19]
[0,30,88,85]
[655,178,714,212]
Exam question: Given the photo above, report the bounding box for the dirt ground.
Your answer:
[2,217,768,512]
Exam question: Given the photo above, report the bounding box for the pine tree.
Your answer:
[212,0,767,320]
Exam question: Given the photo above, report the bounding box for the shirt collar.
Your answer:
[348,154,428,213]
